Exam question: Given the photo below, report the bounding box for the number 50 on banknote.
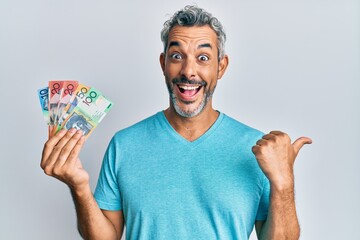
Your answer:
[60,87,113,138]
[38,81,113,139]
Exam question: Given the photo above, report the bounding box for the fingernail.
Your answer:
[76,130,84,135]
[69,128,76,134]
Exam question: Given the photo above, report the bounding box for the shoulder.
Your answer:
[220,113,264,143]
[111,112,161,145]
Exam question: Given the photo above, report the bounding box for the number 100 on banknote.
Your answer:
[61,88,113,137]
[37,81,113,139]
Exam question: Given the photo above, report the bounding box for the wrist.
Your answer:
[70,183,92,198]
[270,175,294,193]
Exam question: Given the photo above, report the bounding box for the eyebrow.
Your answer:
[198,43,212,49]
[168,41,212,50]
[168,41,180,49]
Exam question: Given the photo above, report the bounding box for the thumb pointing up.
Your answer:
[292,137,312,156]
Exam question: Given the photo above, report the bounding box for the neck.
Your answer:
[163,104,219,142]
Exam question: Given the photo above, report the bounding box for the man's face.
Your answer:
[160,25,228,118]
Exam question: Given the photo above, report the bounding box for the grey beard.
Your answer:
[167,82,216,118]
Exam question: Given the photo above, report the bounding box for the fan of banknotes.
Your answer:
[37,80,113,138]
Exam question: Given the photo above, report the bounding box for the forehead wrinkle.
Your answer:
[167,26,217,52]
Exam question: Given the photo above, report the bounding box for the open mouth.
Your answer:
[177,84,202,98]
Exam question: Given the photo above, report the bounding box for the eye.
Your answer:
[198,55,209,61]
[170,53,182,60]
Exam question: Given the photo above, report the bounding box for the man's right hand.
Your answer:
[41,128,89,193]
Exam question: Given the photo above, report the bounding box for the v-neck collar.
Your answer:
[156,110,224,147]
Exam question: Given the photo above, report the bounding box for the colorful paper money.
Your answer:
[37,80,113,139]
[37,87,49,123]
[59,83,90,126]
[48,81,64,126]
[61,87,113,139]
[56,80,78,126]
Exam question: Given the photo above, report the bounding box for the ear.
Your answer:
[159,53,166,75]
[217,55,229,80]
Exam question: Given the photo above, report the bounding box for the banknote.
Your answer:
[48,81,64,125]
[60,87,113,138]
[56,80,79,126]
[39,81,113,139]
[37,87,49,123]
[58,83,90,126]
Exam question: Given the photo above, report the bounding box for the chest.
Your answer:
[117,144,264,219]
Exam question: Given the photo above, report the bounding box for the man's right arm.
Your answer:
[71,185,124,239]
[41,128,124,239]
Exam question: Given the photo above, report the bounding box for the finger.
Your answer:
[48,126,52,139]
[269,130,284,136]
[252,145,260,154]
[45,129,78,168]
[41,129,68,168]
[255,139,267,146]
[64,135,86,168]
[262,133,276,141]
[292,137,312,156]
[266,131,291,143]
[54,130,85,168]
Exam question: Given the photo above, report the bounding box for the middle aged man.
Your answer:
[41,5,311,240]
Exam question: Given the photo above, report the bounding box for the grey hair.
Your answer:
[161,5,226,60]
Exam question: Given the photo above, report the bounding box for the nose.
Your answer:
[180,58,197,80]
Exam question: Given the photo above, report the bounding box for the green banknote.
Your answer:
[60,87,113,138]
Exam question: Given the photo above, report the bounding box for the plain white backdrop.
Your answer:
[0,0,359,239]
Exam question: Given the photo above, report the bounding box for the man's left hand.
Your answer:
[252,131,312,189]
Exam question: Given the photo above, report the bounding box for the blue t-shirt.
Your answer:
[94,111,270,240]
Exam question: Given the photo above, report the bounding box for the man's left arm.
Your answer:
[252,131,312,240]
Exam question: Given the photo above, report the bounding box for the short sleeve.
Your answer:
[255,175,270,220]
[94,137,122,211]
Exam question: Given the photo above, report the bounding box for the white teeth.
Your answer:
[178,85,201,90]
